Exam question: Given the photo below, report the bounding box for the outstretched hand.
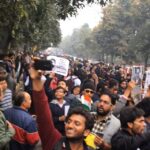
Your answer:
[28,67,45,91]
[128,80,136,89]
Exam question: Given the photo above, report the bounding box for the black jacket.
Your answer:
[53,137,94,150]
[111,129,150,150]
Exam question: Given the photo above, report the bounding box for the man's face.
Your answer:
[97,94,113,116]
[110,85,119,95]
[55,89,65,99]
[83,88,94,98]
[65,114,89,141]
[130,116,146,135]
[120,81,127,89]
[0,80,7,92]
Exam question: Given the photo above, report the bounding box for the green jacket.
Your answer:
[0,111,15,150]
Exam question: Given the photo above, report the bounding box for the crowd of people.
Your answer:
[0,52,150,150]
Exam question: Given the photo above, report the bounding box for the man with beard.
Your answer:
[29,67,95,150]
[111,107,150,150]
[91,92,120,150]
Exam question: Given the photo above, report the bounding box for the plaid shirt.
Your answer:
[92,112,112,135]
[91,113,112,150]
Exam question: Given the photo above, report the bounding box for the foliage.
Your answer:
[60,0,150,66]
[92,0,150,65]
[59,24,99,59]
[56,0,111,19]
[0,0,61,53]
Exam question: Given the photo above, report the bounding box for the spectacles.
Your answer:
[85,89,94,94]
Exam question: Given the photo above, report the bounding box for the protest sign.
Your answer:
[47,56,69,76]
[144,70,150,96]
[131,66,144,104]
[131,66,144,84]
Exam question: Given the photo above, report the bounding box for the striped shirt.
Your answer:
[0,89,13,111]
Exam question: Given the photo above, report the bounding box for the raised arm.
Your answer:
[113,81,136,116]
[29,68,62,150]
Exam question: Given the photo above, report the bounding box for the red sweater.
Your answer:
[32,89,62,150]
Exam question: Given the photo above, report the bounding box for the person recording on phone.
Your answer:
[92,92,120,150]
[29,67,95,150]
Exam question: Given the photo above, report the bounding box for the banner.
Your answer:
[47,56,69,76]
[131,66,144,84]
[144,70,150,96]
[131,66,144,104]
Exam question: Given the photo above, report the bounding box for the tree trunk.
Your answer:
[101,51,105,62]
[111,53,114,64]
[0,26,12,54]
[144,53,149,68]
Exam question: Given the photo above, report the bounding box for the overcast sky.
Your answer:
[59,4,103,38]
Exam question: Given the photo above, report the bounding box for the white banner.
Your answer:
[47,56,69,76]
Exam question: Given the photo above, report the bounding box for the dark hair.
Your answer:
[119,79,127,84]
[100,91,118,105]
[120,106,145,128]
[81,80,96,92]
[0,66,7,81]
[58,79,67,86]
[0,75,7,81]
[8,52,15,57]
[108,79,118,89]
[54,86,66,93]
[66,107,94,130]
[14,91,25,106]
[136,97,150,117]
[71,85,81,93]
[97,79,108,93]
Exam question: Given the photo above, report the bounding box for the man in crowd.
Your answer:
[91,92,120,150]
[80,81,96,110]
[4,91,39,150]
[111,106,150,150]
[0,66,13,111]
[136,97,150,132]
[29,67,95,150]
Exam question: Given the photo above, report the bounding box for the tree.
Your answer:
[129,22,150,67]
[0,0,61,54]
[56,0,111,19]
[127,0,150,66]
[60,0,150,66]
[0,0,112,54]
[59,24,99,59]
[93,0,134,63]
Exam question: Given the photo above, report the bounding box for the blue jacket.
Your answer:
[4,106,39,150]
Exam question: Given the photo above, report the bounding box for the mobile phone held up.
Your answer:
[33,59,54,71]
[96,132,104,138]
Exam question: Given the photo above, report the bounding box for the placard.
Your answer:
[131,66,144,104]
[144,70,150,96]
[47,56,69,76]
